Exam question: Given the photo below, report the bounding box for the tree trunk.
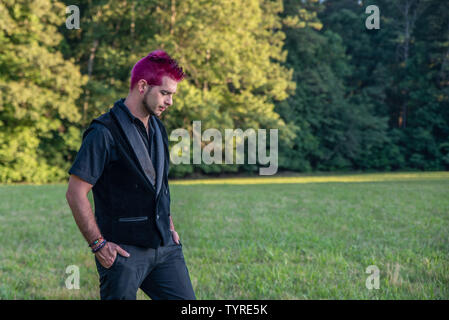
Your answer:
[83,39,99,125]
[170,0,176,36]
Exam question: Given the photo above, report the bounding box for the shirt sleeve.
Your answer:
[68,123,114,186]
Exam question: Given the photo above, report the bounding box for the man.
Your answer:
[65,50,196,300]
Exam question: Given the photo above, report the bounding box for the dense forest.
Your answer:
[0,0,448,182]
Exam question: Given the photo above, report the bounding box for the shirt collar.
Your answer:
[116,98,135,122]
[115,98,152,128]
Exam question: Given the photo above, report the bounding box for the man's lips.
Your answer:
[159,106,166,112]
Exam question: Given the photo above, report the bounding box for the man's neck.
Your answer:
[124,94,151,127]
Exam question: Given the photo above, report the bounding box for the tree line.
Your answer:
[0,0,447,182]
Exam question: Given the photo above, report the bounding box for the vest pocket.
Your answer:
[118,216,149,222]
[112,216,153,246]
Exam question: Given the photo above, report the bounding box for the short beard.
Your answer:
[142,90,156,117]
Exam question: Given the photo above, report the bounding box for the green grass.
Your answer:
[0,172,448,299]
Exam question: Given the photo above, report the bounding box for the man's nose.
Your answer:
[165,96,173,106]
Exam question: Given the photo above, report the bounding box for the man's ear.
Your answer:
[138,79,147,95]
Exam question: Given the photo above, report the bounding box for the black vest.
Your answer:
[83,108,172,248]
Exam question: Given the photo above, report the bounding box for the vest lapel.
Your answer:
[150,116,165,196]
[111,104,157,189]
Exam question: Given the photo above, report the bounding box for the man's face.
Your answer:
[142,76,178,117]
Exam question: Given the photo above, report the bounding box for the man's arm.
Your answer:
[66,174,129,268]
[66,175,101,244]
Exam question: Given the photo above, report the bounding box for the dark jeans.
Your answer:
[94,238,196,300]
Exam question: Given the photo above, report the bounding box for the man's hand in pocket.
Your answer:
[95,242,130,268]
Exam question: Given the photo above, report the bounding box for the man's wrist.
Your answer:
[91,239,107,253]
[88,235,104,247]
[89,236,107,253]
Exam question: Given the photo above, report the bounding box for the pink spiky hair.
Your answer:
[130,50,185,90]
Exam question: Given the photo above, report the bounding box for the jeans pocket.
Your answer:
[110,254,121,269]
[169,236,182,248]
[95,254,120,271]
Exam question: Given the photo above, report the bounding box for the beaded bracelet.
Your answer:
[91,239,107,253]
[89,236,104,248]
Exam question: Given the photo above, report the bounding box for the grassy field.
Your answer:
[0,171,448,299]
